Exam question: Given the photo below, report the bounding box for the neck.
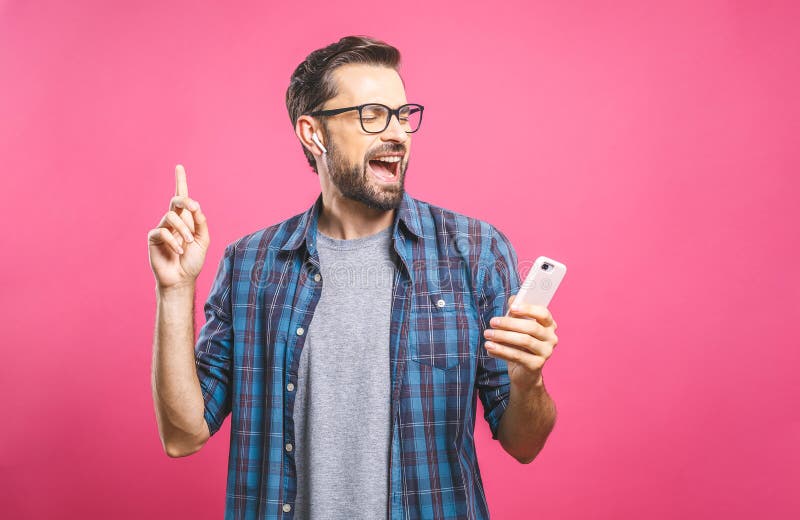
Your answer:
[317,190,395,240]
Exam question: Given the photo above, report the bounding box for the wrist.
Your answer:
[156,281,196,299]
[511,371,545,398]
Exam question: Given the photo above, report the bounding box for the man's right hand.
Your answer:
[147,164,210,290]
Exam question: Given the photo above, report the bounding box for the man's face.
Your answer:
[318,64,412,211]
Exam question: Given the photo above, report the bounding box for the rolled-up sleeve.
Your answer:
[194,243,235,437]
[476,226,521,440]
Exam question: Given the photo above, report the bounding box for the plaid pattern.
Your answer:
[195,190,521,519]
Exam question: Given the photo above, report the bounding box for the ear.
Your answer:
[296,115,323,157]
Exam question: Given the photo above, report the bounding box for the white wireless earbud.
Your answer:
[311,132,327,154]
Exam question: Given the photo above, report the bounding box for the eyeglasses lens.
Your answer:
[361,104,422,133]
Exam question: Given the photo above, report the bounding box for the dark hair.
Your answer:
[286,35,403,174]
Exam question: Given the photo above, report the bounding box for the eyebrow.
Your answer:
[362,102,412,108]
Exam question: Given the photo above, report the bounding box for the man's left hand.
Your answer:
[483,294,559,392]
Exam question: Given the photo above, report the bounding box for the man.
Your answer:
[148,35,559,519]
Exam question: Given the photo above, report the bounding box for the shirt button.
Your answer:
[296,327,304,336]
[283,503,292,513]
[314,273,321,282]
[287,382,295,392]
[285,443,293,452]
[436,298,446,308]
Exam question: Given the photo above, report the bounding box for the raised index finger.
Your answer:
[175,164,189,197]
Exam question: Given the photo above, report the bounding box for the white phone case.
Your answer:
[505,255,567,316]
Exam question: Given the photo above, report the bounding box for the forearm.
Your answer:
[497,377,557,464]
[151,283,209,456]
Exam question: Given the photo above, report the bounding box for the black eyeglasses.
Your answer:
[307,103,424,134]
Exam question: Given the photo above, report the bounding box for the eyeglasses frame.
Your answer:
[306,103,424,134]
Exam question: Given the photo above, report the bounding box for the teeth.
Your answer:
[373,156,401,163]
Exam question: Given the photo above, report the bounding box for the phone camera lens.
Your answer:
[541,263,551,271]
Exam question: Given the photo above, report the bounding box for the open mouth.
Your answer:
[368,157,401,183]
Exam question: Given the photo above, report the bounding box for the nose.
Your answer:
[381,112,409,143]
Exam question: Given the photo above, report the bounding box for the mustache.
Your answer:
[367,148,406,159]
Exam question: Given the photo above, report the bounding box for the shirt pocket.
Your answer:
[409,291,475,371]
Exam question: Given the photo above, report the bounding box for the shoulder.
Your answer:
[413,196,515,258]
[213,208,309,277]
[412,196,518,296]
[225,209,306,255]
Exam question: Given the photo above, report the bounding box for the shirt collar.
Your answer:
[279,190,423,253]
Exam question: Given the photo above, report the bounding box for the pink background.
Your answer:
[1,1,798,518]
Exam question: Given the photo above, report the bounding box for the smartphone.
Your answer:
[505,256,567,316]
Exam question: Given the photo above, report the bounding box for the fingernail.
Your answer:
[178,246,184,254]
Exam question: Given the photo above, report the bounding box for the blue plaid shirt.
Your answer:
[195,190,522,519]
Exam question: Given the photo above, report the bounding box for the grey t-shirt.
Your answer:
[292,223,395,519]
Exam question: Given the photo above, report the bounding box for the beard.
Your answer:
[324,139,407,212]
